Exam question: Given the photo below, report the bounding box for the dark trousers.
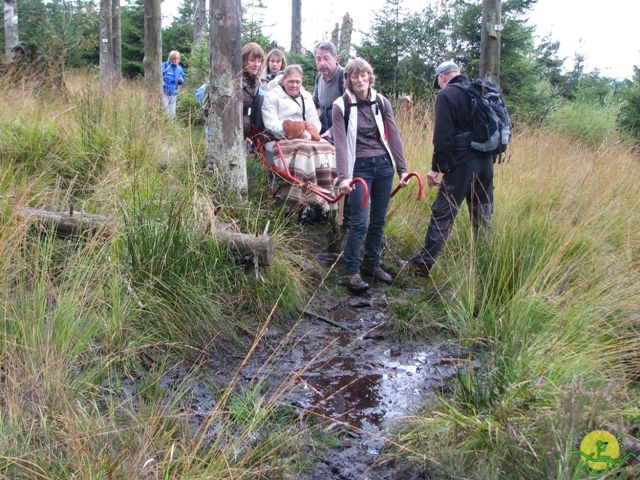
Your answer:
[343,154,395,274]
[416,155,494,268]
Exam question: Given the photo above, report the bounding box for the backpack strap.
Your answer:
[342,93,387,139]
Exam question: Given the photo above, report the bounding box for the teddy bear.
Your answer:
[282,119,321,141]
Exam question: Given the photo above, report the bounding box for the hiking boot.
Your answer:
[409,254,432,278]
[348,273,369,294]
[361,264,394,284]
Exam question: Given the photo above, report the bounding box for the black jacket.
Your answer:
[431,74,482,173]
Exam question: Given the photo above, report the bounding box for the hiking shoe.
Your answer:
[361,265,394,284]
[348,273,369,294]
[408,258,432,278]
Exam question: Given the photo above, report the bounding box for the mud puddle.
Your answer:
[237,284,479,479]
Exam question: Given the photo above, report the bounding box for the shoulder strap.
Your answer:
[376,95,384,117]
[342,92,352,130]
[342,93,385,131]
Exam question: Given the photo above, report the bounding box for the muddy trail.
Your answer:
[118,241,478,478]
[238,278,477,480]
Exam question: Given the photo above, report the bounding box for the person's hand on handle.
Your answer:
[338,178,353,194]
[427,170,441,187]
[399,172,410,187]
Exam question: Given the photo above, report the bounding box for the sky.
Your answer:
[162,0,640,80]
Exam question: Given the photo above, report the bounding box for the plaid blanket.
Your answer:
[273,138,338,211]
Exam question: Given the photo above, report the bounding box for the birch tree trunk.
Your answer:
[3,0,19,61]
[143,0,162,99]
[480,0,502,85]
[290,0,301,55]
[207,0,247,200]
[111,0,122,84]
[193,0,207,49]
[99,0,115,85]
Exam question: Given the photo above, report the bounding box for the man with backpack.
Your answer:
[409,61,499,277]
[312,42,345,135]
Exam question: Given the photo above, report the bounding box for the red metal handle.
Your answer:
[305,177,368,208]
[350,177,369,208]
[390,172,424,200]
[257,140,370,207]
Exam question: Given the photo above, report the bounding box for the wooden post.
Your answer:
[480,0,502,85]
[99,0,115,86]
[112,0,122,85]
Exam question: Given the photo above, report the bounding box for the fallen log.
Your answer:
[18,207,273,266]
[20,207,112,237]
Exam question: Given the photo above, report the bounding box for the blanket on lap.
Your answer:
[273,138,337,211]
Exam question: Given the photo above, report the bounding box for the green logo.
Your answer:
[572,430,636,476]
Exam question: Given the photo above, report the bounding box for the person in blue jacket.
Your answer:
[162,50,187,119]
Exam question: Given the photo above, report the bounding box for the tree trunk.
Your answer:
[290,0,301,55]
[144,0,162,98]
[3,0,19,61]
[207,0,248,200]
[19,207,273,265]
[111,0,122,84]
[193,0,207,49]
[331,23,339,47]
[338,13,353,65]
[480,0,502,85]
[99,0,115,85]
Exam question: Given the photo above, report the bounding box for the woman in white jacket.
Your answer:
[261,65,337,221]
[262,64,321,137]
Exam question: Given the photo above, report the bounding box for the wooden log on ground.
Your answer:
[18,207,273,266]
[20,207,112,237]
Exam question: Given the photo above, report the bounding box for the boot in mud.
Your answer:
[348,273,369,294]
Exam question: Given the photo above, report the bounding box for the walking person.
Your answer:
[333,58,410,293]
[409,61,495,276]
[162,50,187,119]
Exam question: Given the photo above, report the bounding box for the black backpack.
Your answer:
[452,79,511,158]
